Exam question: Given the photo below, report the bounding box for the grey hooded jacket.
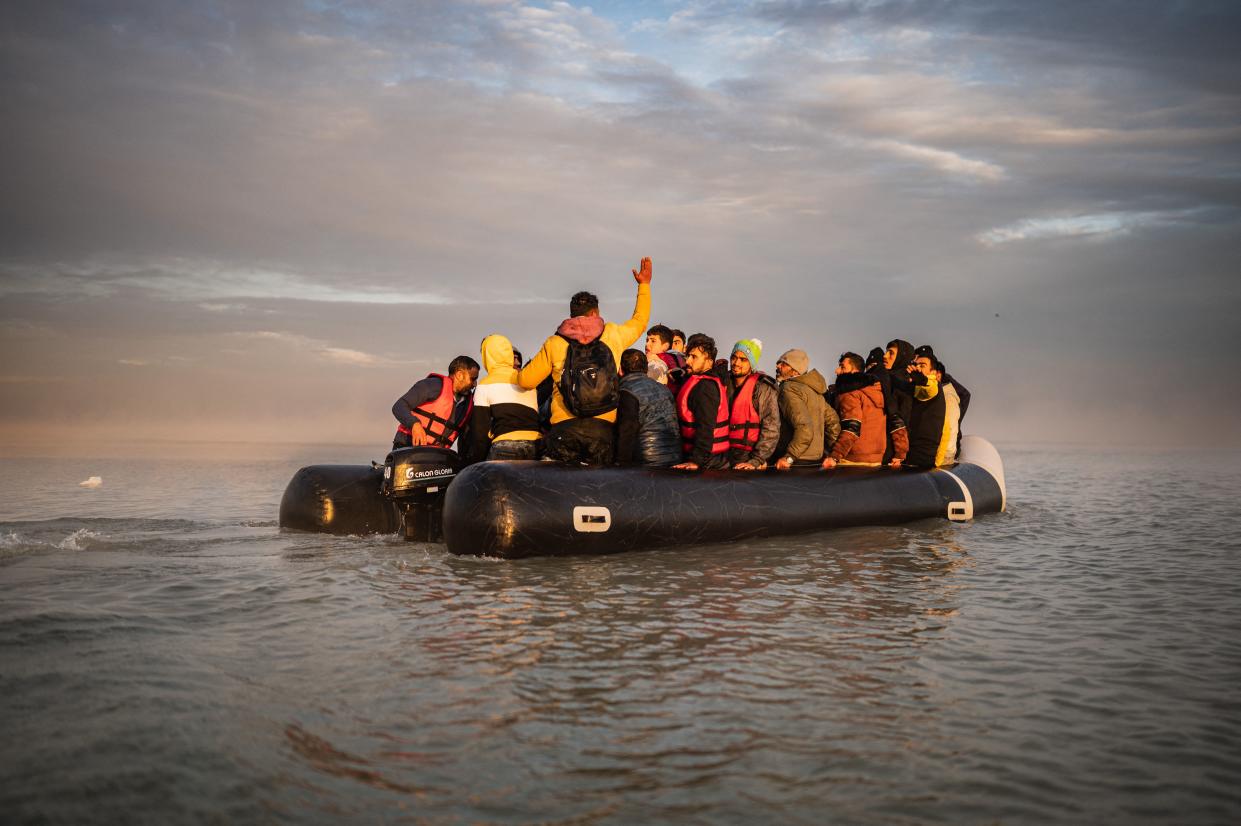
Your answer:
[777,369,832,463]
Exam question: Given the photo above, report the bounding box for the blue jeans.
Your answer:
[487,439,542,461]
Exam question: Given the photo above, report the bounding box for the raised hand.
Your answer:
[632,256,653,284]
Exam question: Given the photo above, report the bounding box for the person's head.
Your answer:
[620,348,648,376]
[884,339,913,372]
[913,344,935,362]
[448,355,481,393]
[646,324,673,356]
[865,347,885,372]
[837,352,864,375]
[911,354,935,377]
[776,349,809,380]
[569,291,600,318]
[512,348,522,370]
[670,329,686,352]
[685,335,717,374]
[932,358,946,382]
[730,338,762,379]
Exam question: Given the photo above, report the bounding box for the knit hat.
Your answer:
[777,348,809,375]
[731,338,762,370]
[913,344,935,360]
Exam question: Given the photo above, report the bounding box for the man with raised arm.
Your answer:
[518,257,653,466]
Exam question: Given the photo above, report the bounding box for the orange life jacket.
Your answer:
[676,374,730,457]
[729,373,762,452]
[396,374,473,448]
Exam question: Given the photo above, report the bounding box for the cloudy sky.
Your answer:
[2,0,1239,452]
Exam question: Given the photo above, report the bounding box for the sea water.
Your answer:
[1,444,1239,824]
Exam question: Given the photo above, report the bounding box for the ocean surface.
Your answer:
[1,442,1239,824]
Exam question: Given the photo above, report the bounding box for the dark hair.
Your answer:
[448,355,480,375]
[839,351,864,372]
[685,333,716,362]
[569,291,599,318]
[620,348,647,376]
[647,324,672,347]
[934,359,946,375]
[670,329,685,346]
[512,348,522,366]
[886,339,902,351]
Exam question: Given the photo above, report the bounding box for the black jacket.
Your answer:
[903,372,946,468]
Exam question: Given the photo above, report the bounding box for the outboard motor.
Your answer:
[382,446,462,541]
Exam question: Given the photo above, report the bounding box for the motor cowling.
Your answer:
[382,446,462,541]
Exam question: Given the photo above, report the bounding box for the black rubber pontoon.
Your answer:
[279,436,1005,558]
[278,464,399,536]
[440,435,1005,558]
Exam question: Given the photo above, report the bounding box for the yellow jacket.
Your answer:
[517,283,651,424]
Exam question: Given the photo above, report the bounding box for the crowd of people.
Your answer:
[390,257,971,472]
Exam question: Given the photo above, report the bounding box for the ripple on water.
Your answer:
[4,448,1241,823]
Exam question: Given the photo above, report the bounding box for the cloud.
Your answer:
[0,375,64,384]
[976,208,1214,245]
[2,0,1239,447]
[319,347,380,366]
[0,258,456,305]
[864,138,1005,181]
[234,330,393,368]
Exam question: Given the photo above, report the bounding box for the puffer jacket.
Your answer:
[829,371,887,464]
[777,369,829,463]
[616,372,681,467]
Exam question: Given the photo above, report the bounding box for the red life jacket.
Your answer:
[396,374,473,447]
[729,372,763,452]
[676,374,730,457]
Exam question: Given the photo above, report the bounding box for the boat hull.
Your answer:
[279,437,1005,556]
[441,436,1005,558]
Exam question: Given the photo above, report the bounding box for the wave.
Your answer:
[0,516,285,561]
[1,526,106,557]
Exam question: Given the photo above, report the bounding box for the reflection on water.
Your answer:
[263,524,983,822]
[2,446,1240,823]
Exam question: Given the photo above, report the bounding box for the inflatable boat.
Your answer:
[279,436,1005,558]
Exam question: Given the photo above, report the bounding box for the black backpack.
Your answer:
[558,335,619,417]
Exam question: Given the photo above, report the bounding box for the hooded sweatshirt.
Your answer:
[878,339,915,464]
[777,368,830,463]
[467,334,542,461]
[517,282,651,424]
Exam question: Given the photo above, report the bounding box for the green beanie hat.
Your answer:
[732,338,762,370]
